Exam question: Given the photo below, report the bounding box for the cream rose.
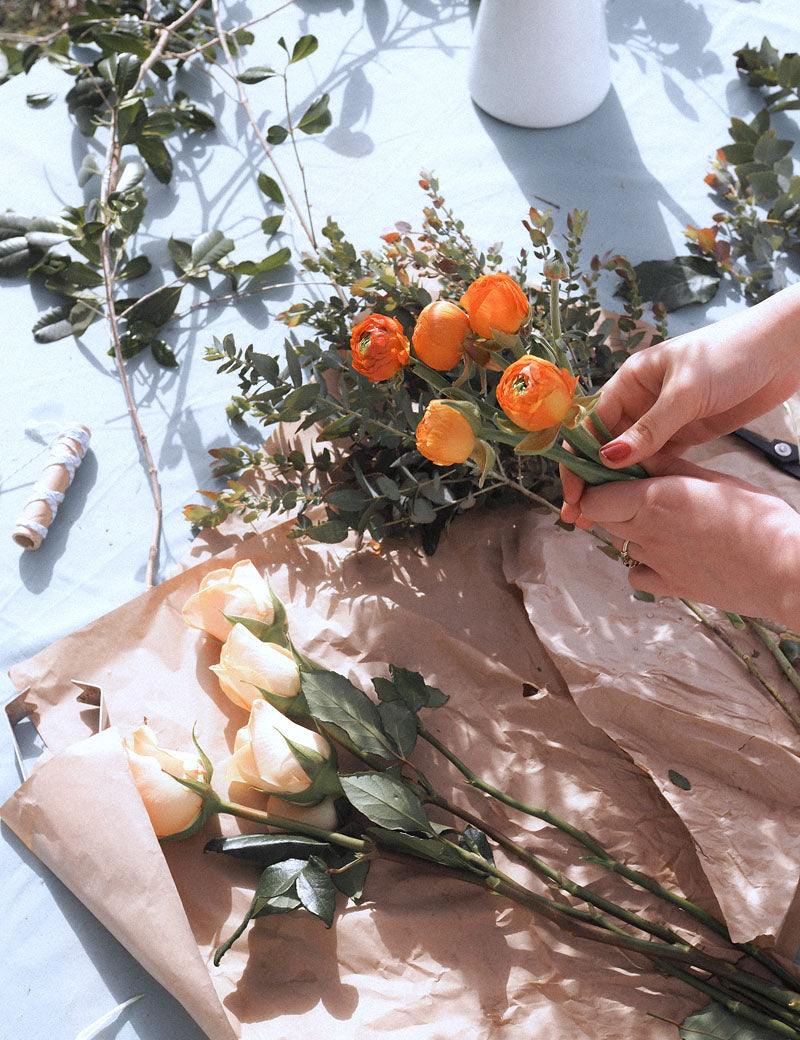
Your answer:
[124,725,206,838]
[226,699,332,795]
[182,559,274,643]
[211,623,301,711]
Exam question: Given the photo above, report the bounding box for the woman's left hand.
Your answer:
[574,458,800,626]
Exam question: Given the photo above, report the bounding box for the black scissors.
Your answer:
[733,427,800,479]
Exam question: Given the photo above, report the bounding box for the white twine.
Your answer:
[14,424,91,542]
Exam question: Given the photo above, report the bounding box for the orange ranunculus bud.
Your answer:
[496,355,579,432]
[416,400,477,466]
[459,273,529,341]
[350,314,410,382]
[412,300,471,370]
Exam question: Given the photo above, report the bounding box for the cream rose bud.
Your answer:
[266,795,339,831]
[124,725,206,838]
[226,699,332,795]
[181,559,275,643]
[211,623,301,711]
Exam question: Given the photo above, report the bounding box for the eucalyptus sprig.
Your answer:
[190,174,659,552]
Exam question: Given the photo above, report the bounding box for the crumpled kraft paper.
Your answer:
[501,405,800,952]
[0,504,744,1040]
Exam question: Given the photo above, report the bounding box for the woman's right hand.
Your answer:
[560,282,800,525]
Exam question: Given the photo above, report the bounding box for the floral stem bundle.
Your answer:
[122,563,800,1037]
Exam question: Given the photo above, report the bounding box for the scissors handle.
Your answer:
[733,427,800,478]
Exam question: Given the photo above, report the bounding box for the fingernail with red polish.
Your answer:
[599,441,631,464]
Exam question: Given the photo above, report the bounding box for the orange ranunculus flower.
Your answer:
[496,355,579,432]
[459,273,529,341]
[350,313,410,381]
[416,400,477,466]
[412,300,471,370]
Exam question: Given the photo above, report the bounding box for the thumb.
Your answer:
[598,396,686,468]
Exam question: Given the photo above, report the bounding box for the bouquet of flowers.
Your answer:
[189,179,664,552]
[113,557,800,1037]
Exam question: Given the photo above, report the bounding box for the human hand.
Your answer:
[560,282,800,524]
[574,457,800,627]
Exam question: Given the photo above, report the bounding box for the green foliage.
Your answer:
[0,8,324,366]
[190,175,657,548]
[688,37,800,300]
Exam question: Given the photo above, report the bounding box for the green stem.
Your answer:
[216,797,369,853]
[683,601,800,736]
[417,719,799,989]
[748,618,800,702]
[542,442,641,485]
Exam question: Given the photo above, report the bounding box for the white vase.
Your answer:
[467,0,611,129]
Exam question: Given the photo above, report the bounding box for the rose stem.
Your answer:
[682,601,800,735]
[416,720,798,989]
[447,842,800,1028]
[425,790,800,1015]
[215,796,368,853]
[748,618,800,701]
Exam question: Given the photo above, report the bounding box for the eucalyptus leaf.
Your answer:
[0,237,31,276]
[621,256,721,311]
[26,92,55,109]
[267,124,289,145]
[137,134,173,184]
[232,248,291,276]
[115,159,146,193]
[340,772,431,834]
[306,520,349,543]
[168,236,193,273]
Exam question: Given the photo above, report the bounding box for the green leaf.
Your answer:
[168,236,192,273]
[26,92,55,108]
[237,66,276,84]
[261,214,284,236]
[150,340,178,368]
[125,284,182,327]
[78,153,101,187]
[459,824,495,866]
[204,833,330,865]
[306,519,350,543]
[622,256,721,311]
[326,847,370,902]
[118,98,147,145]
[388,665,448,710]
[679,1001,776,1039]
[301,671,392,759]
[32,304,73,342]
[118,254,151,281]
[115,53,141,95]
[720,141,755,165]
[115,159,146,193]
[325,487,370,512]
[191,229,235,270]
[267,124,288,145]
[753,130,794,166]
[777,53,800,90]
[668,769,692,791]
[377,699,418,757]
[69,298,99,336]
[340,772,431,834]
[257,172,285,204]
[0,236,31,276]
[296,857,336,927]
[137,135,172,184]
[290,35,319,64]
[297,93,332,135]
[232,248,291,276]
[366,827,476,870]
